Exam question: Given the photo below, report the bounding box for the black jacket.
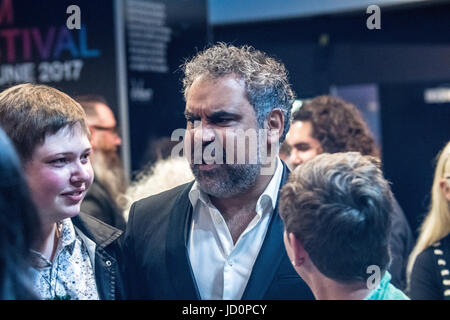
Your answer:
[409,234,450,300]
[72,213,124,300]
[121,162,314,300]
[388,198,414,291]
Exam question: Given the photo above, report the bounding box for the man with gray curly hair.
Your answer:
[280,152,409,300]
[122,43,314,300]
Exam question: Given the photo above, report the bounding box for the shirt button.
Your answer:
[105,260,112,267]
[228,260,233,266]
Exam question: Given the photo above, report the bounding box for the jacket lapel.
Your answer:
[241,162,290,299]
[165,181,201,299]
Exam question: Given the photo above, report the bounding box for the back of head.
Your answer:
[280,152,393,283]
[292,95,380,157]
[182,42,295,141]
[0,128,40,299]
[0,83,89,162]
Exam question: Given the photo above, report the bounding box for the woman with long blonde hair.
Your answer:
[407,141,450,299]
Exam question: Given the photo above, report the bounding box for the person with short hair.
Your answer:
[122,43,314,299]
[280,152,409,300]
[0,84,123,300]
[285,95,414,290]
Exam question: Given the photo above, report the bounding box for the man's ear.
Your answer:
[288,232,307,267]
[266,109,284,146]
[440,178,450,202]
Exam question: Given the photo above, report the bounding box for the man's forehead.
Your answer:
[185,104,238,116]
[287,121,313,139]
[92,103,116,125]
[184,74,255,121]
[292,121,310,130]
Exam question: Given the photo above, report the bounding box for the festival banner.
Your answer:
[0,0,119,115]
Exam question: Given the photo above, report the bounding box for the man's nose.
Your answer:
[289,149,303,166]
[70,161,92,185]
[193,121,216,145]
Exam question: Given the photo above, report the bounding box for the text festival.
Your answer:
[0,0,100,85]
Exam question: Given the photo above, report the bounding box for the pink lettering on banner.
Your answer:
[22,29,31,61]
[0,28,19,63]
[0,0,100,85]
[0,0,13,26]
[31,27,56,60]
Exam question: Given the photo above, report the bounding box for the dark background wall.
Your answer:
[212,1,450,235]
[126,0,209,172]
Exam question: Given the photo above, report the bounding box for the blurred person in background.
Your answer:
[121,156,194,221]
[122,136,193,220]
[0,84,123,300]
[278,140,292,166]
[284,95,414,290]
[280,152,409,300]
[408,141,450,300]
[138,136,181,171]
[0,128,40,300]
[76,95,127,230]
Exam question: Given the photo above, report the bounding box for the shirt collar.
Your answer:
[30,218,78,267]
[256,156,283,215]
[188,157,284,217]
[58,218,77,251]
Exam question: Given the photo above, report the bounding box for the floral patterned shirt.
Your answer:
[30,218,99,300]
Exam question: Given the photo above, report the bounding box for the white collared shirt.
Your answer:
[187,157,284,300]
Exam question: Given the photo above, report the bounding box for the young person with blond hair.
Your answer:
[408,141,450,299]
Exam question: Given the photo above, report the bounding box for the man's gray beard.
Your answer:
[191,163,261,198]
[92,150,127,208]
[189,132,269,198]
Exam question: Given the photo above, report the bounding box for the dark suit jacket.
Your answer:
[121,162,314,300]
[72,213,124,300]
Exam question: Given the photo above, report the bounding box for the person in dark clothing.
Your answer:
[122,43,314,300]
[0,84,123,300]
[284,95,414,290]
[408,141,450,299]
[76,95,127,230]
[82,178,126,231]
[0,128,40,300]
